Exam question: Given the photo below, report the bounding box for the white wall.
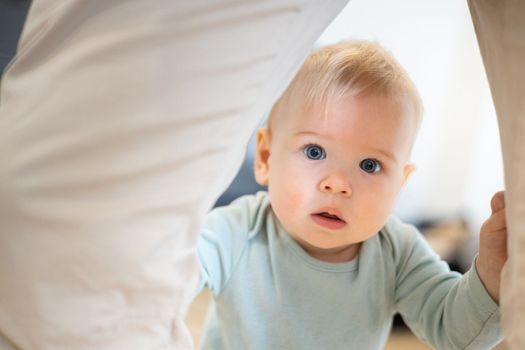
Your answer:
[315,0,504,236]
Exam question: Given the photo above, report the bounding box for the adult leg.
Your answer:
[0,0,348,349]
[468,1,525,349]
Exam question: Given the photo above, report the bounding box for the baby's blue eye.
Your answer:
[360,158,381,173]
[304,144,326,160]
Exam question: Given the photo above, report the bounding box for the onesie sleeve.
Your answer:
[390,218,502,350]
[196,192,268,296]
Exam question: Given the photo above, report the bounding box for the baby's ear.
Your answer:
[254,128,271,186]
[402,163,416,187]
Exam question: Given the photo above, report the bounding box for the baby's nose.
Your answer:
[319,175,352,196]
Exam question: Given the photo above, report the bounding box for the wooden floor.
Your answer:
[186,291,433,350]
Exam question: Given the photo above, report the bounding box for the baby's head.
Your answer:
[255,40,422,262]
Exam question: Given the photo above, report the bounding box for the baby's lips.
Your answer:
[313,211,346,222]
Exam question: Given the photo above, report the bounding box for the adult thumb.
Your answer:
[491,191,505,215]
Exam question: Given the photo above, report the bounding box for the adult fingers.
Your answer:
[483,208,507,233]
[490,190,505,215]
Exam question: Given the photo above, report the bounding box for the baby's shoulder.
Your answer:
[381,215,420,241]
[377,215,426,263]
[204,191,271,241]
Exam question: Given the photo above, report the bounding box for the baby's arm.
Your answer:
[197,193,266,296]
[392,216,502,350]
[476,191,507,304]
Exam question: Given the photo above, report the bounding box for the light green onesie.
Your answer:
[197,192,501,349]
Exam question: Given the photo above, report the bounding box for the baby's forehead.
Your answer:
[285,91,417,125]
[273,92,419,155]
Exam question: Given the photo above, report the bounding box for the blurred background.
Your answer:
[1,0,505,348]
[0,0,30,76]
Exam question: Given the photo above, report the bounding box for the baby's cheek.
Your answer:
[272,185,304,221]
[361,193,395,232]
[287,193,304,215]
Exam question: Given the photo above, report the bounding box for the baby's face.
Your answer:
[255,93,417,262]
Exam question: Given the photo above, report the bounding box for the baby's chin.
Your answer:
[291,234,362,260]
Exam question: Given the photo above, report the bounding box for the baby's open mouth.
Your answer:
[311,211,347,230]
[314,212,345,223]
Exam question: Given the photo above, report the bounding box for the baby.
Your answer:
[196,40,505,349]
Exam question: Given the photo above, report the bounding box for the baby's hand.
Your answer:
[476,191,507,304]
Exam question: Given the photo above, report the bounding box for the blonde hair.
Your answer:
[267,40,422,131]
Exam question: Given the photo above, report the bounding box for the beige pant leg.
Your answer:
[0,1,348,349]
[468,1,525,349]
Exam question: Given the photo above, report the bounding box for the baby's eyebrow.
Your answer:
[371,148,398,163]
[294,131,319,137]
